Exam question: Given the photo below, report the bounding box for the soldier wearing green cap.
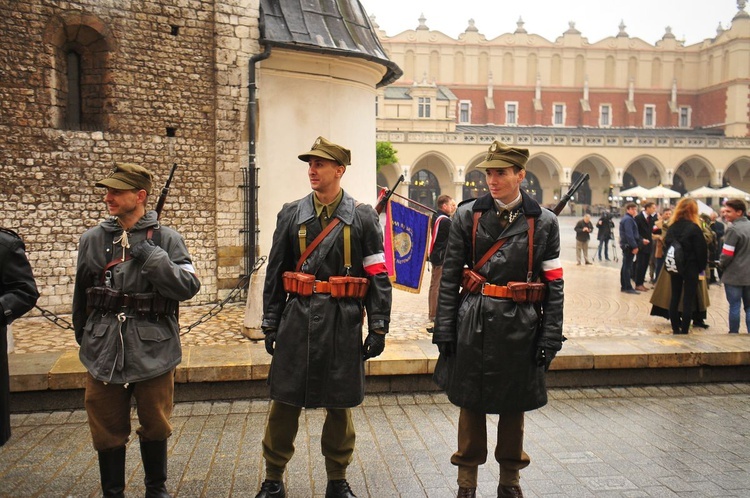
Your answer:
[433,141,565,498]
[256,137,392,498]
[72,163,201,497]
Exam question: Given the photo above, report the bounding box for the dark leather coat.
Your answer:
[262,191,392,408]
[433,191,564,414]
[1,229,39,446]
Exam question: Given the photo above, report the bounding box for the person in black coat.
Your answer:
[634,201,657,291]
[664,198,708,335]
[596,212,615,261]
[1,228,39,446]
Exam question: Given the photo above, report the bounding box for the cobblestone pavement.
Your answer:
[9,216,732,354]
[1,384,749,497]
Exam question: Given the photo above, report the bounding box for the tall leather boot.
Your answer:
[97,446,126,498]
[140,439,172,498]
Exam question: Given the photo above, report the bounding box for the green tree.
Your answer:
[376,141,398,171]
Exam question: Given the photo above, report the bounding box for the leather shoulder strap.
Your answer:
[295,218,341,273]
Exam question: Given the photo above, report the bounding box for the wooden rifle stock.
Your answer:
[552,173,590,216]
[155,163,178,220]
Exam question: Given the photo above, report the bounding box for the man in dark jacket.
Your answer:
[433,141,564,498]
[256,137,392,498]
[428,194,456,327]
[619,203,641,294]
[73,163,201,497]
[634,201,657,291]
[1,228,39,447]
[596,212,615,261]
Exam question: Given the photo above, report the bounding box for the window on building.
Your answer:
[505,102,518,125]
[600,104,611,127]
[65,51,82,129]
[46,18,112,131]
[644,105,656,128]
[375,96,379,118]
[458,100,471,123]
[418,97,431,118]
[679,106,691,128]
[553,104,565,126]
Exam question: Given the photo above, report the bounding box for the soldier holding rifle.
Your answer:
[433,141,566,498]
[72,163,200,497]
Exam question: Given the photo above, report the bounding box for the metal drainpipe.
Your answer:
[242,19,271,277]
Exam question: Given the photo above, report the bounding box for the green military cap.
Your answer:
[95,163,154,194]
[298,136,351,166]
[475,141,529,171]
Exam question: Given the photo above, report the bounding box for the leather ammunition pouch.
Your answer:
[461,269,486,294]
[282,271,315,296]
[283,272,369,299]
[506,282,546,303]
[86,287,178,316]
[329,275,369,299]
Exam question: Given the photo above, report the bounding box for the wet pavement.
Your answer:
[3,216,748,497]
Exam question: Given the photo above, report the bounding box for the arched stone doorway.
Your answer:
[462,170,487,200]
[409,169,440,208]
[571,171,591,205]
[522,171,542,203]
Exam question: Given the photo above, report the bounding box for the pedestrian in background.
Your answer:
[619,203,641,294]
[257,137,392,498]
[72,163,201,497]
[719,198,750,333]
[663,198,708,335]
[596,212,614,261]
[652,207,672,279]
[1,227,39,447]
[709,211,725,284]
[574,213,594,265]
[433,141,564,498]
[634,201,657,291]
[427,195,456,330]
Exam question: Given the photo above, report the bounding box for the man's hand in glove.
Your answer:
[362,330,386,360]
[435,341,456,357]
[129,239,158,262]
[536,347,557,371]
[263,328,277,356]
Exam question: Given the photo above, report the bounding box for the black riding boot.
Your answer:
[97,446,126,498]
[140,439,172,498]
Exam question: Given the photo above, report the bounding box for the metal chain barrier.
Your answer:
[180,255,267,336]
[31,255,267,335]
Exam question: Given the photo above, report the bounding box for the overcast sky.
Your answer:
[359,0,744,46]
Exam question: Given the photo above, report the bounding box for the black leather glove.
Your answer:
[436,341,456,357]
[129,238,157,262]
[263,328,277,356]
[536,347,557,371]
[362,330,386,360]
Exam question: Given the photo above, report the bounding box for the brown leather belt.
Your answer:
[481,283,512,299]
[313,280,331,294]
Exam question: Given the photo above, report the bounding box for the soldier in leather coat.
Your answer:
[255,137,392,498]
[433,141,564,498]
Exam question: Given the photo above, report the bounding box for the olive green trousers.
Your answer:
[262,400,355,481]
[451,407,530,488]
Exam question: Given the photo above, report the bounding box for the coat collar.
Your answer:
[472,190,542,241]
[296,190,357,225]
[471,190,542,217]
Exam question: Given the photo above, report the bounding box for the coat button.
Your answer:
[313,315,320,322]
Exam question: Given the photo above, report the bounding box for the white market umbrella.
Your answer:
[687,186,720,198]
[646,185,682,199]
[715,185,750,200]
[619,185,651,198]
[696,199,715,217]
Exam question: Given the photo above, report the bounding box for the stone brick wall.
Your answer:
[0,0,260,314]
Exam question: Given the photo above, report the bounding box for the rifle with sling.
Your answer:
[552,173,589,216]
[155,163,178,219]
